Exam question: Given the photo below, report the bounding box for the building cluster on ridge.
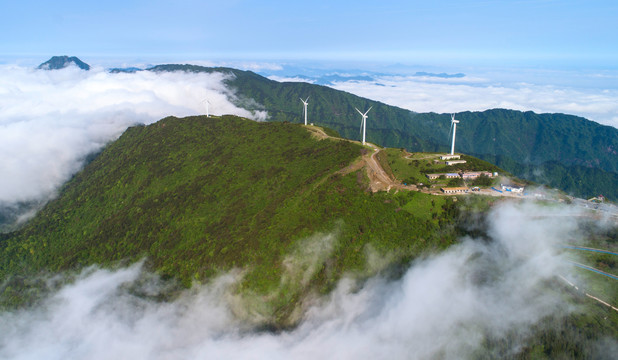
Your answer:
[426,171,497,181]
[297,96,531,197]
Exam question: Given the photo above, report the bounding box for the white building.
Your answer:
[441,187,470,194]
[440,154,461,160]
[501,184,524,193]
[445,160,467,166]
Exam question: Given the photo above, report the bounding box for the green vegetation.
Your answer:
[382,149,436,185]
[147,65,618,200]
[447,177,464,187]
[563,226,618,305]
[0,115,459,326]
[476,294,618,359]
[482,225,618,359]
[0,113,615,352]
[319,125,341,138]
[471,174,494,187]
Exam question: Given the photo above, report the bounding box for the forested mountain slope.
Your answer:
[149,64,618,200]
[1,114,615,357]
[0,115,459,325]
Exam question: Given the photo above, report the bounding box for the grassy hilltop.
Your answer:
[0,115,458,324]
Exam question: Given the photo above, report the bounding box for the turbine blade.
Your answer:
[355,107,363,116]
[365,106,373,115]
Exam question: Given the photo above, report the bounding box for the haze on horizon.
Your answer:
[2,0,617,127]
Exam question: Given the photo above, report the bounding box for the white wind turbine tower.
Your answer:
[355,106,372,145]
[300,97,309,125]
[450,114,460,155]
[203,99,211,118]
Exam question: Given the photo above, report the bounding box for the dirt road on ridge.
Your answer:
[305,125,417,193]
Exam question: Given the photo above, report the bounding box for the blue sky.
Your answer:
[1,0,618,129]
[2,0,617,68]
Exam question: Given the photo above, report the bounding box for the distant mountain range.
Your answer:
[267,72,464,86]
[109,66,142,73]
[412,71,465,78]
[37,56,90,70]
[287,74,377,86]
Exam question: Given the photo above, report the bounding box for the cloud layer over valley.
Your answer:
[0,65,263,217]
[2,202,609,359]
[270,68,618,129]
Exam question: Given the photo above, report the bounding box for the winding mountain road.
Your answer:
[305,125,407,192]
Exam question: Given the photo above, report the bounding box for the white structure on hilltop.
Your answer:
[300,97,309,125]
[501,184,525,193]
[440,154,460,160]
[355,106,372,145]
[450,114,460,155]
[203,99,210,117]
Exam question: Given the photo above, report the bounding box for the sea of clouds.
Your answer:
[269,68,618,129]
[0,64,266,222]
[1,201,613,359]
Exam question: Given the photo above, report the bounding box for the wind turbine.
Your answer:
[300,97,309,125]
[355,106,372,145]
[203,99,210,118]
[450,114,460,155]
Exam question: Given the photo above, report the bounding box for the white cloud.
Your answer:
[328,73,618,129]
[185,60,284,72]
[1,201,608,359]
[0,65,263,208]
[267,75,316,84]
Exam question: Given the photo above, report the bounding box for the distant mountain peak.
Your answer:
[38,56,90,71]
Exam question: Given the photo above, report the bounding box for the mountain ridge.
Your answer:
[37,56,90,70]
[146,64,616,200]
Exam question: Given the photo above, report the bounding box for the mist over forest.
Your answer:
[2,202,613,359]
[0,61,616,359]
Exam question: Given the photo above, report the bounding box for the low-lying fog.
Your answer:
[1,202,613,359]
[0,64,265,223]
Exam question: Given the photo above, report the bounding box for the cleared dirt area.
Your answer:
[304,125,420,193]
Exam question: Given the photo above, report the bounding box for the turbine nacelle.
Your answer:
[355,106,372,118]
